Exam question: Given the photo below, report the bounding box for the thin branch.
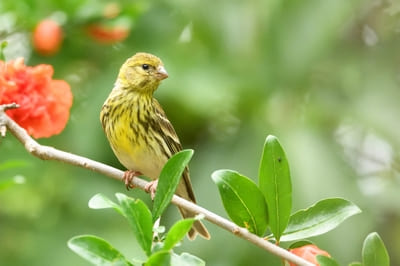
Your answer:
[0,103,19,137]
[0,105,313,266]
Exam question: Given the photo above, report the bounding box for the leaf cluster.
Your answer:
[68,150,204,266]
[212,135,389,265]
[65,136,391,265]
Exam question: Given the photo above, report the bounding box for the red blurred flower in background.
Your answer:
[33,19,63,56]
[0,58,73,138]
[86,2,130,44]
[87,24,129,44]
[288,244,331,266]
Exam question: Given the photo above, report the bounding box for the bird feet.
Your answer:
[122,170,142,190]
[145,179,159,200]
[122,171,158,199]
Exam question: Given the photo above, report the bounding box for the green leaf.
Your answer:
[281,198,361,242]
[0,41,7,61]
[211,169,268,236]
[116,193,153,256]
[145,251,171,266]
[362,232,390,266]
[152,149,194,221]
[0,160,29,191]
[88,193,123,214]
[288,240,315,249]
[317,255,339,266]
[171,253,205,266]
[163,218,195,251]
[348,263,362,266]
[0,159,30,171]
[0,175,25,191]
[258,135,292,241]
[68,235,132,266]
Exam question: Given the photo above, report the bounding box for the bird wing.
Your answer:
[153,99,196,202]
[153,99,182,154]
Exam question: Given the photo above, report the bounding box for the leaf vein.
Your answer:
[220,178,258,234]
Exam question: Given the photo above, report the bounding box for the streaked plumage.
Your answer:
[100,52,210,240]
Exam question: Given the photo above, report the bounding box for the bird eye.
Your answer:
[142,64,149,70]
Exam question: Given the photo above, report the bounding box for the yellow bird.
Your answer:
[100,52,210,240]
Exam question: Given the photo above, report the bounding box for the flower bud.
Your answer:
[33,19,63,56]
[288,244,331,266]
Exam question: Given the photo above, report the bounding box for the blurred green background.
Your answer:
[1,0,400,265]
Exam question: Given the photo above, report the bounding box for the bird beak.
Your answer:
[156,66,169,80]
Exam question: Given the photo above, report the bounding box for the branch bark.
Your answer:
[0,105,313,266]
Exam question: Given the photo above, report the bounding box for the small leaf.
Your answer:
[152,149,194,221]
[163,218,195,251]
[154,225,166,234]
[258,135,292,241]
[281,198,361,242]
[171,252,205,266]
[88,193,122,213]
[116,193,153,256]
[362,232,390,266]
[317,255,339,266]
[212,169,268,236]
[0,41,7,61]
[0,159,30,171]
[68,235,132,266]
[288,240,315,249]
[145,251,171,266]
[0,175,25,191]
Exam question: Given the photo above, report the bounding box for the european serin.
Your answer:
[100,52,210,240]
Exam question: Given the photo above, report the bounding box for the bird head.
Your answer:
[117,52,168,94]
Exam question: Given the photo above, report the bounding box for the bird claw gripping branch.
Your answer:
[122,170,143,190]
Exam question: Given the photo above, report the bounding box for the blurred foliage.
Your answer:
[1,0,400,265]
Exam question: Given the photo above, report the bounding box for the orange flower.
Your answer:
[289,244,331,266]
[0,58,72,138]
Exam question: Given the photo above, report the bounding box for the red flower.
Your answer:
[0,58,73,138]
[289,244,331,266]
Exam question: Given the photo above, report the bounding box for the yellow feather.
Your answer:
[100,52,210,240]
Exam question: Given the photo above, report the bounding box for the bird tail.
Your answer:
[176,169,210,240]
[178,207,211,240]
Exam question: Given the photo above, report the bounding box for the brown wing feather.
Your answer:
[153,100,210,240]
[153,99,196,203]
